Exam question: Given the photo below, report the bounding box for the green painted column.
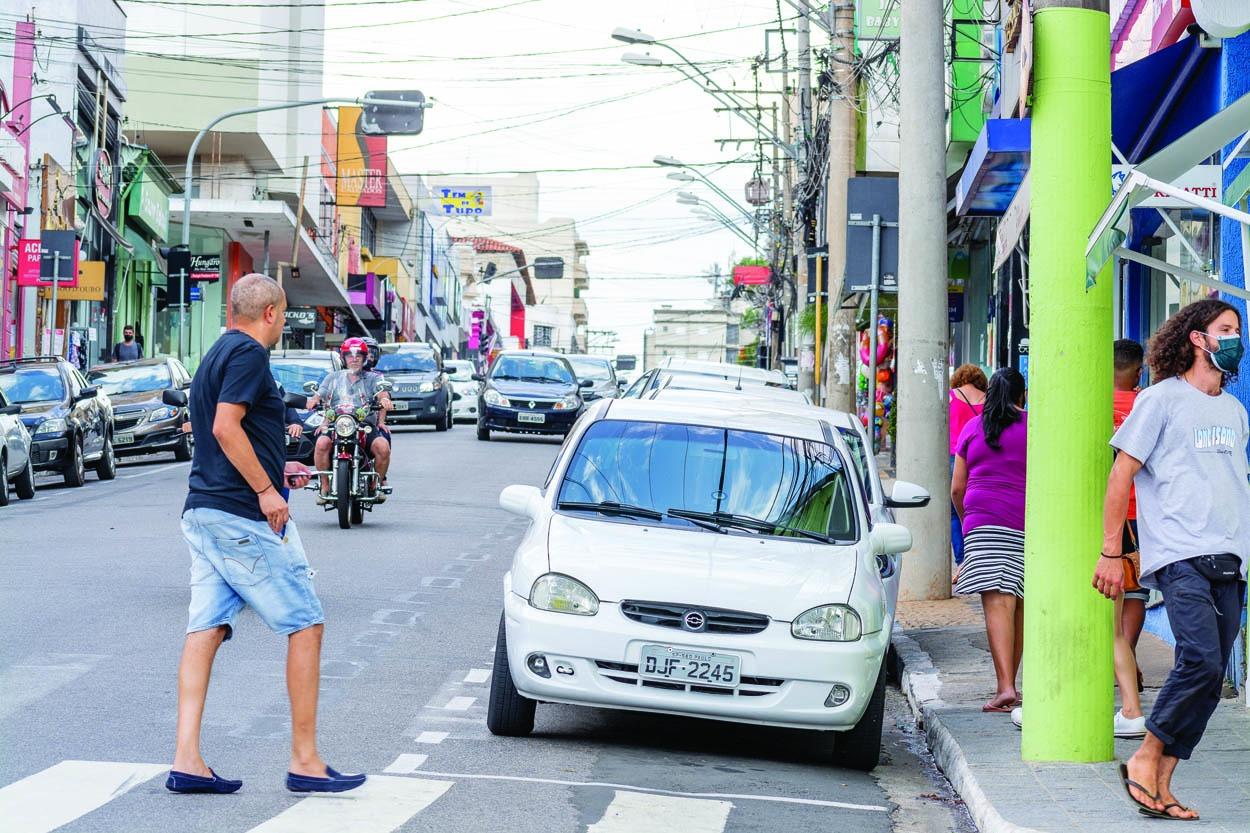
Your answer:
[1022,1,1115,762]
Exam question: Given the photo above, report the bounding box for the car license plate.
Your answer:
[639,645,740,688]
[517,412,545,424]
[115,432,135,445]
[390,400,409,411]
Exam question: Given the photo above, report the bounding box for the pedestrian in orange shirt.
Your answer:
[1111,339,1147,737]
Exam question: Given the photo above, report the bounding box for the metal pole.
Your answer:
[263,229,271,277]
[867,214,881,451]
[813,250,823,403]
[1023,0,1114,763]
[50,255,59,357]
[823,0,858,412]
[895,0,951,601]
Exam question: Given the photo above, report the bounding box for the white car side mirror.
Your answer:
[499,484,542,518]
[885,480,931,509]
[870,522,913,556]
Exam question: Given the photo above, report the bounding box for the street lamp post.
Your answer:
[655,155,758,223]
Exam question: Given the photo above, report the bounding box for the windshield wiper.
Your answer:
[666,509,836,543]
[557,500,663,521]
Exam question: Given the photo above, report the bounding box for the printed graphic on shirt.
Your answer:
[1194,425,1238,452]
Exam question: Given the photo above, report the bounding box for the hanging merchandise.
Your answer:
[855,316,896,446]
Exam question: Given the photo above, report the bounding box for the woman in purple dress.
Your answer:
[952,367,1027,713]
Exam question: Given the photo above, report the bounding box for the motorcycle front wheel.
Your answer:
[336,458,352,529]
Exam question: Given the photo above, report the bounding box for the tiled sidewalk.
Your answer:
[895,600,1250,833]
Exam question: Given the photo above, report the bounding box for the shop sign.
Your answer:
[437,186,492,217]
[994,173,1030,272]
[286,307,320,330]
[17,232,79,287]
[127,174,170,241]
[41,155,75,231]
[189,285,202,302]
[16,238,41,284]
[336,106,386,208]
[732,265,771,286]
[91,148,115,219]
[38,260,104,301]
[1112,164,1221,208]
[190,253,221,282]
[856,0,899,40]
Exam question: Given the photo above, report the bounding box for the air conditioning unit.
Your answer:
[252,185,269,201]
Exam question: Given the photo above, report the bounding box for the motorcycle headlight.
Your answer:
[529,573,599,616]
[334,415,356,437]
[419,381,435,393]
[148,406,178,422]
[791,605,862,642]
[483,388,511,407]
[34,418,66,436]
[553,393,580,411]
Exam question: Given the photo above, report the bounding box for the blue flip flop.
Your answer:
[285,766,367,793]
[166,769,242,794]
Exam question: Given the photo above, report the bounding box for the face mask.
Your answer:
[1202,332,1244,375]
[124,334,134,342]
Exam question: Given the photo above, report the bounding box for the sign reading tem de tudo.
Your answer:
[438,186,492,217]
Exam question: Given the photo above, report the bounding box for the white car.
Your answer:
[445,360,479,422]
[488,397,915,770]
[657,356,792,388]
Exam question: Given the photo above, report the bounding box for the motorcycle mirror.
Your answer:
[302,380,319,394]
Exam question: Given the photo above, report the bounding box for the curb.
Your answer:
[892,629,1045,833]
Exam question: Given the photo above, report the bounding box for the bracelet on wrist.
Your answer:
[255,483,274,496]
[1099,553,1127,560]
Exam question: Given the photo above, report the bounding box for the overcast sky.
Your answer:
[323,0,795,356]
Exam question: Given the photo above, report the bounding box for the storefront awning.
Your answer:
[954,119,1031,216]
[1111,35,1221,165]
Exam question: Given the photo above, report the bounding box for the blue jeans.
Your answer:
[1147,557,1245,760]
[182,508,324,639]
[950,455,965,565]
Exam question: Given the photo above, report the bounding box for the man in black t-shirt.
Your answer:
[168,273,365,796]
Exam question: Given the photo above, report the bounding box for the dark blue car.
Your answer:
[476,350,591,441]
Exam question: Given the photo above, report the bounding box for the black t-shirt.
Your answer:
[184,330,285,521]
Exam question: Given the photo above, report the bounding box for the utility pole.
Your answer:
[1022,0,1114,763]
[894,0,951,601]
[791,13,812,375]
[823,1,858,413]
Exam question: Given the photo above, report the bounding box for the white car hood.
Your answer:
[546,514,858,620]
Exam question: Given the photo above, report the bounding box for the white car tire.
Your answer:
[486,616,535,736]
[834,658,886,772]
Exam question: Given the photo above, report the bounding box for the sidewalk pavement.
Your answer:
[894,597,1250,833]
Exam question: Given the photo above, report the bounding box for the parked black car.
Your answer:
[0,356,115,486]
[87,357,194,462]
[476,350,591,441]
[376,343,454,431]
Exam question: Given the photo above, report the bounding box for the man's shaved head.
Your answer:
[231,273,285,321]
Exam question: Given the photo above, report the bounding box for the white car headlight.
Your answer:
[791,605,862,642]
[334,415,357,437]
[553,393,580,411]
[34,418,66,436]
[148,406,178,422]
[529,573,599,616]
[419,381,435,393]
[483,388,511,407]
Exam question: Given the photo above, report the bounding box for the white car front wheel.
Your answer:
[486,615,536,736]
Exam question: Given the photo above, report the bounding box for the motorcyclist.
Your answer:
[305,337,393,502]
[361,336,381,372]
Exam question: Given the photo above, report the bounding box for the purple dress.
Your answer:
[953,413,1027,597]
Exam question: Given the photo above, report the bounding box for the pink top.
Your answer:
[949,390,984,455]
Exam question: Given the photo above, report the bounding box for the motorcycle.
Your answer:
[291,380,393,529]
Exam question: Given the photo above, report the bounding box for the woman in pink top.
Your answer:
[948,364,987,572]
[952,367,1027,713]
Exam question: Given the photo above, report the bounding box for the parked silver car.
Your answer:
[0,386,35,505]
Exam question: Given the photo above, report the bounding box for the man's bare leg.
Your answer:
[172,627,228,776]
[314,437,332,495]
[371,438,390,482]
[287,624,329,777]
[1155,755,1199,819]
[1125,732,1165,812]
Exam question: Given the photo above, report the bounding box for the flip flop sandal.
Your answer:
[1143,803,1198,821]
[1118,762,1165,817]
[982,702,1014,713]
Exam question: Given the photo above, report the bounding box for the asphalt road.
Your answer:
[0,423,975,833]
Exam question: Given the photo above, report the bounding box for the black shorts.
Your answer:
[366,426,391,455]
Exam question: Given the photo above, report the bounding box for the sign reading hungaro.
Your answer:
[91,148,115,219]
[438,186,492,217]
[337,105,387,208]
[189,253,222,282]
[856,0,900,40]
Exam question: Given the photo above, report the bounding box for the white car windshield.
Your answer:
[491,356,574,384]
[557,419,857,543]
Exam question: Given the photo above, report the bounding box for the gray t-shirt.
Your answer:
[317,368,384,410]
[1110,375,1250,587]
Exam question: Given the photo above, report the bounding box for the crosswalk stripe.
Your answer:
[587,790,733,833]
[244,775,452,833]
[0,760,167,833]
[383,754,428,774]
[463,668,492,684]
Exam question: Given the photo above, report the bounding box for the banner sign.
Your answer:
[190,253,221,282]
[1112,164,1222,209]
[40,260,104,301]
[437,186,492,217]
[336,106,387,208]
[286,307,320,330]
[732,265,771,286]
[17,231,79,287]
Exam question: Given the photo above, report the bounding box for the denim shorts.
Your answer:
[182,507,324,638]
